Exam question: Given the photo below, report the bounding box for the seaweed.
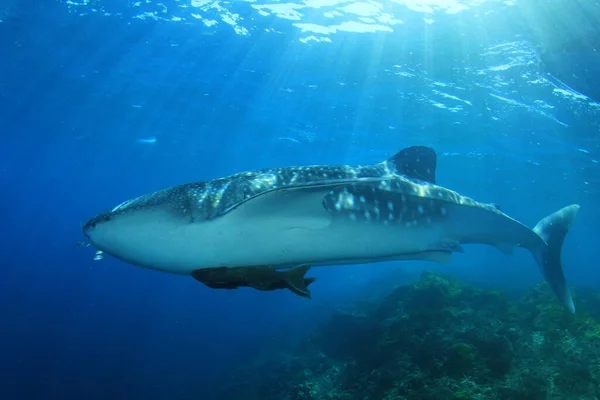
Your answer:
[216,271,600,400]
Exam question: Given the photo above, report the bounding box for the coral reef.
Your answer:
[217,272,600,400]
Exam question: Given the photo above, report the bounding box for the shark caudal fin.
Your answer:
[532,204,580,313]
[283,265,315,299]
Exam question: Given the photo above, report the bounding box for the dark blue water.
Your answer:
[1,0,599,398]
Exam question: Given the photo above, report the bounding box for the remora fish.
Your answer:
[191,265,316,298]
[83,146,579,312]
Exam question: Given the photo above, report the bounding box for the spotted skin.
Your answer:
[325,181,443,227]
[88,161,501,230]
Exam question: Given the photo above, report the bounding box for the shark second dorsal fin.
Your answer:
[387,146,437,184]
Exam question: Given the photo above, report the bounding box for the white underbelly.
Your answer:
[144,215,445,274]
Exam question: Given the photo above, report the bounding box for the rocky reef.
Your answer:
[217,272,600,400]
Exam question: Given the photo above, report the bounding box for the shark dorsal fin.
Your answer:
[387,146,437,184]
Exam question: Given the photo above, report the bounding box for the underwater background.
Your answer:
[1,0,600,399]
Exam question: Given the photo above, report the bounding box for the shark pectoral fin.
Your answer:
[435,240,465,253]
[418,251,453,264]
[283,265,314,299]
[227,186,336,230]
[494,243,515,256]
[489,202,501,211]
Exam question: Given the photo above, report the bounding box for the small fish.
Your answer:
[191,265,315,298]
[136,137,157,144]
[93,250,104,261]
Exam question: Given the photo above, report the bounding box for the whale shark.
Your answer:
[83,146,579,312]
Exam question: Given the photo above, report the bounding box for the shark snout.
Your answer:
[82,222,92,238]
[83,212,113,238]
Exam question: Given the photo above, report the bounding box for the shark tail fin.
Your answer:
[304,277,317,287]
[283,265,314,299]
[532,204,580,313]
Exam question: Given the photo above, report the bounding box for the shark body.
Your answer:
[83,146,579,312]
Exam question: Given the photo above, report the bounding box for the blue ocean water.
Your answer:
[1,0,599,398]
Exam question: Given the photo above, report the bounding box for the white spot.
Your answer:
[365,211,371,221]
[335,202,342,211]
[418,205,424,214]
[388,213,394,221]
[387,201,394,211]
[360,196,366,203]
[323,173,328,177]
[344,195,355,208]
[374,207,380,215]
[441,207,447,216]
[254,175,274,188]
